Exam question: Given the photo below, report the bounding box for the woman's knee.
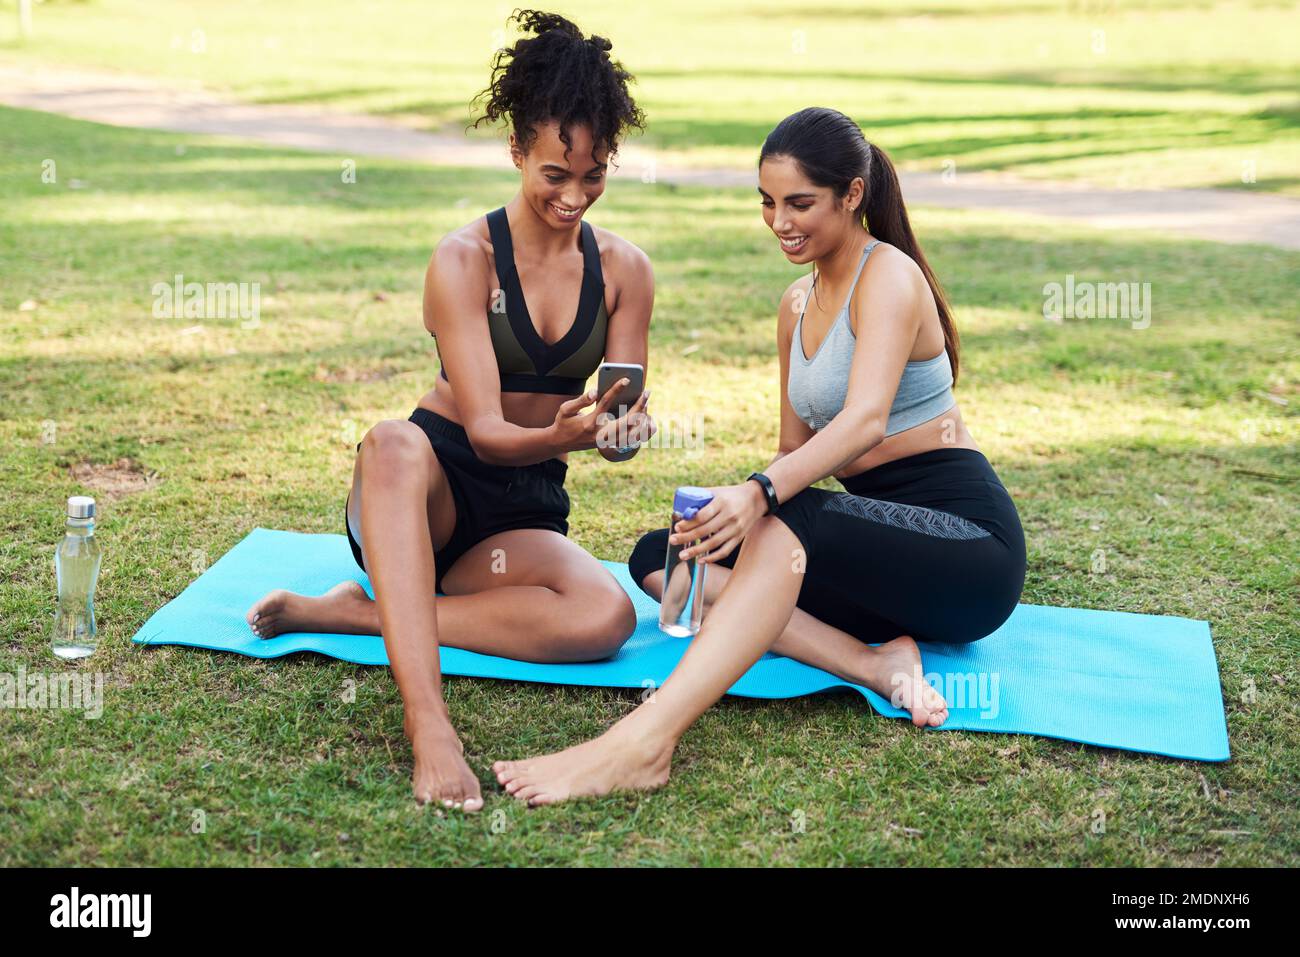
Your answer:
[555,582,637,660]
[957,596,1020,645]
[358,419,431,475]
[627,527,669,593]
[597,586,638,648]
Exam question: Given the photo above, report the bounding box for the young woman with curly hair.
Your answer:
[246,11,656,812]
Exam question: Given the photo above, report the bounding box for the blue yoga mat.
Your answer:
[131,528,1229,761]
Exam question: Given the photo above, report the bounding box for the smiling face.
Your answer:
[511,119,610,228]
[758,155,864,263]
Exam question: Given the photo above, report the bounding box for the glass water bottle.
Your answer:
[658,486,714,637]
[51,495,103,660]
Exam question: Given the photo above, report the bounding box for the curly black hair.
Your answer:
[471,9,644,161]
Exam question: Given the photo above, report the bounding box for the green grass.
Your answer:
[1,105,1297,865]
[1,0,1298,193]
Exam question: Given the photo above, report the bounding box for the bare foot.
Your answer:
[407,715,483,812]
[245,580,374,638]
[492,725,673,807]
[858,635,949,728]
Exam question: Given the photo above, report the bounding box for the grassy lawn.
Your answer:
[1,0,1298,194]
[1,105,1297,866]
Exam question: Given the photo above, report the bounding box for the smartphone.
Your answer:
[596,362,645,418]
[595,362,645,459]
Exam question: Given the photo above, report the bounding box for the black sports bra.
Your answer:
[431,206,608,396]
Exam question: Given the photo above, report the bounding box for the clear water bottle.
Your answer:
[658,486,714,637]
[51,495,103,660]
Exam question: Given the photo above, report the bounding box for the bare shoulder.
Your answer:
[589,223,652,285]
[781,272,816,304]
[862,241,928,299]
[848,241,933,344]
[424,217,494,335]
[428,216,492,278]
[778,272,816,338]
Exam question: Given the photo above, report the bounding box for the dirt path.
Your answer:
[4,62,1298,250]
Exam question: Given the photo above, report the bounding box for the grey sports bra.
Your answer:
[787,240,955,435]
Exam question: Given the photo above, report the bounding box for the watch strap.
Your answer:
[747,471,779,515]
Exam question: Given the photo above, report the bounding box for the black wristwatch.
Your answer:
[747,471,779,515]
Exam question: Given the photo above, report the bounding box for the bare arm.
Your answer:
[595,238,655,462]
[761,246,926,503]
[423,234,565,467]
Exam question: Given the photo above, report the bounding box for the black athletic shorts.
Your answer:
[345,407,569,593]
[628,448,1026,646]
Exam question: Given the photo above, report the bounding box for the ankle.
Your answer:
[403,701,453,739]
[853,642,886,678]
[606,714,677,766]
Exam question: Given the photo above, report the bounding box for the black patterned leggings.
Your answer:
[627,448,1026,646]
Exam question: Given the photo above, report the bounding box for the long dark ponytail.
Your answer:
[760,107,960,385]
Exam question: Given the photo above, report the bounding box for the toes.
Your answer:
[461,795,484,813]
[462,778,484,811]
[514,783,543,804]
[496,761,530,786]
[251,612,278,638]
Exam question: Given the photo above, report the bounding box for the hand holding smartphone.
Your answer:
[550,362,651,456]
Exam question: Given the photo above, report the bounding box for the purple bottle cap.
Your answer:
[673,486,714,520]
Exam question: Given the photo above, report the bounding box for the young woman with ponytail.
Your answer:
[494,107,1026,806]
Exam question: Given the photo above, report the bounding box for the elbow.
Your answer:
[856,413,887,455]
[463,420,504,465]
